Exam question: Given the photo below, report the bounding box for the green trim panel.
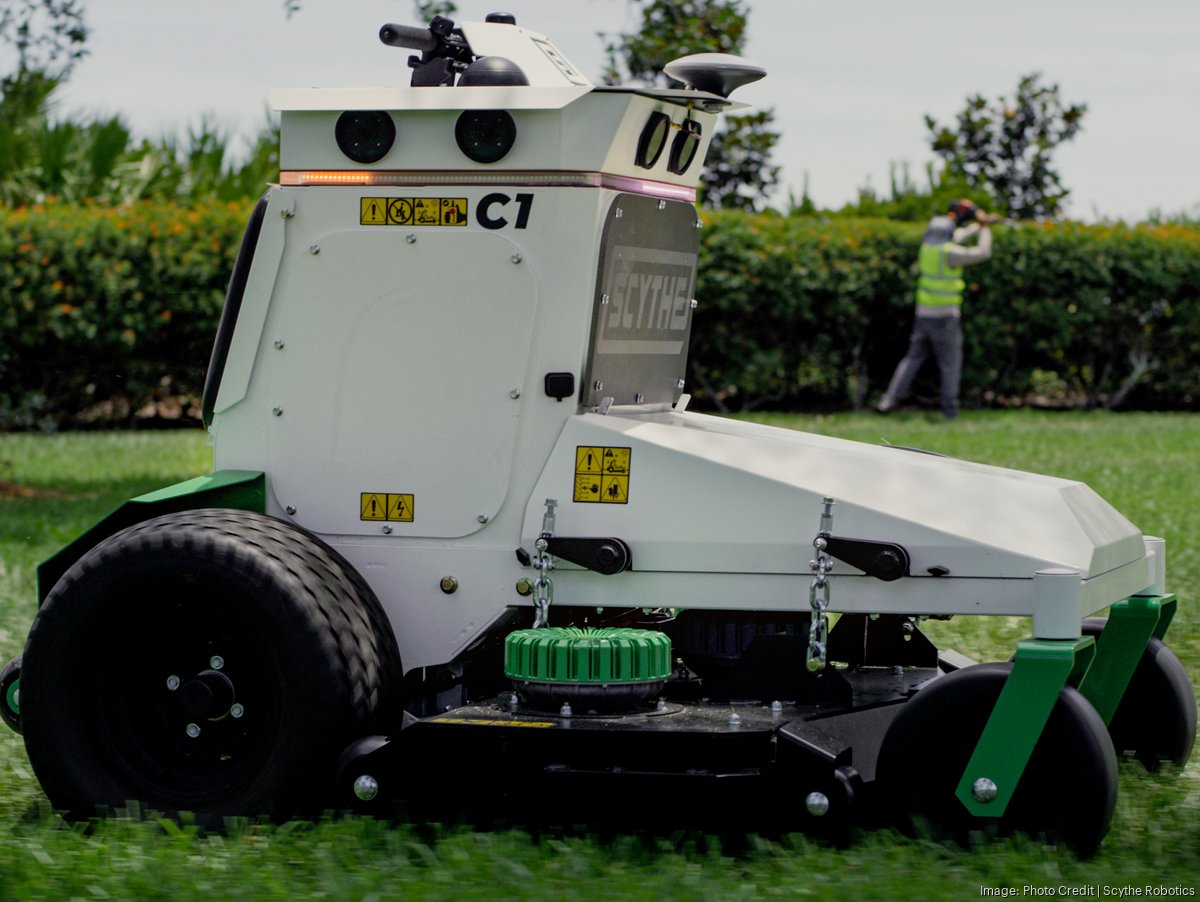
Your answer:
[36,470,265,604]
[1079,594,1175,724]
[955,636,1096,818]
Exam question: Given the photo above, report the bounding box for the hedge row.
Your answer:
[692,212,1200,411]
[0,200,249,428]
[2,201,1199,428]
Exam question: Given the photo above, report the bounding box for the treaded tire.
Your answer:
[20,509,402,824]
[876,662,1118,859]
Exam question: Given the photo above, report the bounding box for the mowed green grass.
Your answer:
[0,413,1196,900]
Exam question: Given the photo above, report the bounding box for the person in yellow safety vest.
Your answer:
[876,198,994,419]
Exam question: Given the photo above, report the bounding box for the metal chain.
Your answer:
[533,538,554,628]
[806,498,835,672]
[532,499,557,629]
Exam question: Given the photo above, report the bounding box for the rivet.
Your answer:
[272,406,284,417]
[439,576,459,594]
[406,233,416,244]
[694,219,703,229]
[615,208,623,219]
[805,792,831,817]
[511,253,523,264]
[635,393,644,404]
[600,293,610,305]
[286,505,297,516]
[972,777,998,803]
[560,703,573,718]
[657,199,667,210]
[273,338,285,350]
[353,775,380,802]
[280,208,294,219]
[209,656,224,670]
[770,700,783,714]
[166,675,180,691]
[676,378,686,389]
[515,578,534,597]
[186,723,201,739]
[728,712,741,727]
[593,380,604,391]
[230,703,245,719]
[382,524,393,535]
[690,298,699,310]
[477,514,490,524]
[509,388,521,399]
[309,244,320,255]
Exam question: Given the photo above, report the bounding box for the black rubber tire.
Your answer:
[0,654,21,734]
[20,509,403,824]
[1082,616,1197,770]
[876,662,1118,858]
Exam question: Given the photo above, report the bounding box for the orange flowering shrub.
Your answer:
[0,199,252,428]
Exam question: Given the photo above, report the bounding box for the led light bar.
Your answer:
[279,169,697,202]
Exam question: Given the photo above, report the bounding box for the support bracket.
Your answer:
[954,636,1095,817]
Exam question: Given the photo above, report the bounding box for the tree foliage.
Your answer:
[602,0,778,211]
[0,0,87,84]
[926,73,1086,220]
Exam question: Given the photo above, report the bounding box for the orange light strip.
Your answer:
[278,169,697,202]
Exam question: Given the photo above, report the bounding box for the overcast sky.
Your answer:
[19,0,1200,221]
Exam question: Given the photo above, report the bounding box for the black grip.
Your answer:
[379,23,438,52]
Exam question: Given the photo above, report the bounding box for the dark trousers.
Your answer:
[880,315,962,418]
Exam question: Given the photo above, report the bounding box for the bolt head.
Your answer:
[676,378,686,389]
[972,777,998,803]
[805,791,831,817]
[515,578,534,597]
[477,513,489,524]
[439,576,459,594]
[560,703,573,718]
[186,723,201,739]
[353,774,380,802]
[728,712,741,726]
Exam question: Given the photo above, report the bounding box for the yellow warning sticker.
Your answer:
[573,446,631,503]
[360,196,468,227]
[360,492,415,522]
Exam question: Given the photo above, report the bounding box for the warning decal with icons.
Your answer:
[573,446,631,504]
[360,492,415,522]
[359,197,468,227]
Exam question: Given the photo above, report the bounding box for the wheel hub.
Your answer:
[178,670,236,721]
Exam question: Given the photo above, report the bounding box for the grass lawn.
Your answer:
[0,412,1196,900]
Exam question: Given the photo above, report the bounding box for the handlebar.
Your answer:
[379,23,438,53]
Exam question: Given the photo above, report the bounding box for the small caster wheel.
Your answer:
[1082,617,1196,770]
[877,662,1117,858]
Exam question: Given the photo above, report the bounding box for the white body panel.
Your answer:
[207,20,1160,672]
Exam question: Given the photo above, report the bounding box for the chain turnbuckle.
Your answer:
[532,499,557,628]
[806,497,835,672]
